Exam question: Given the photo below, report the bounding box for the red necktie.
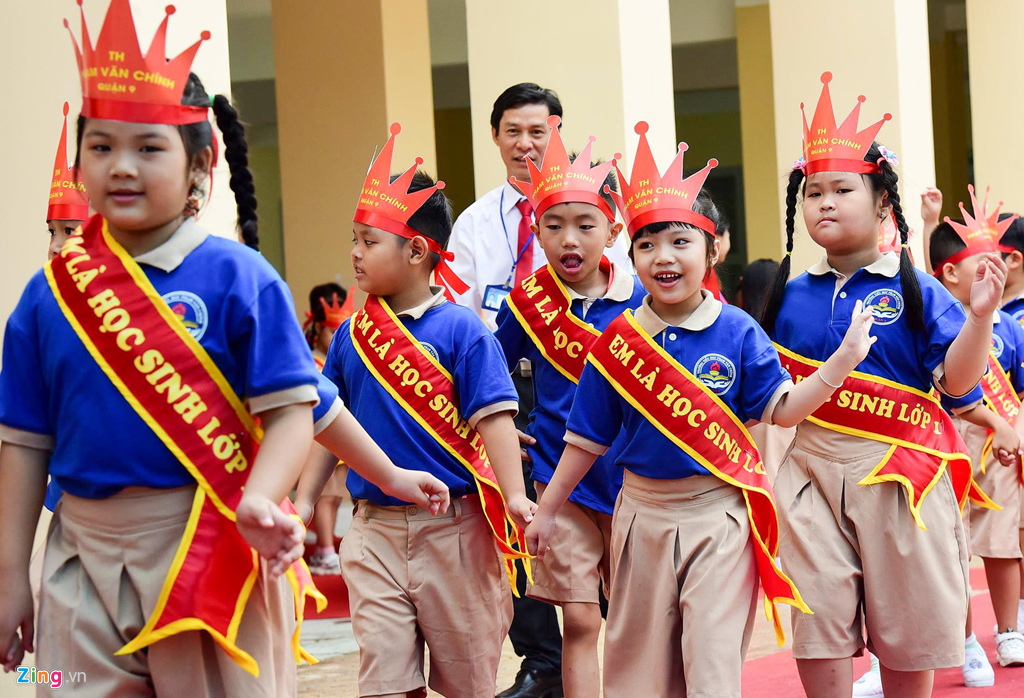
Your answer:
[514,199,534,286]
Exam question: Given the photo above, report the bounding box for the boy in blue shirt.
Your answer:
[494,116,644,697]
[304,123,531,697]
[931,213,1024,672]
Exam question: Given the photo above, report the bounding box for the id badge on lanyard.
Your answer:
[483,282,513,312]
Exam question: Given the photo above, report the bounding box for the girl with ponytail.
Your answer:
[768,73,1006,698]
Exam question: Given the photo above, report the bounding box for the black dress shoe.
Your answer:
[496,668,564,698]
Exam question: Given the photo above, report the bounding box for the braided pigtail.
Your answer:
[211,95,259,251]
[760,168,803,334]
[875,151,924,333]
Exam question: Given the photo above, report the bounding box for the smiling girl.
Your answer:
[0,2,325,695]
[762,73,1005,698]
[525,123,874,698]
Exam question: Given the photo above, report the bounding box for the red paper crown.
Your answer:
[353,123,467,301]
[47,102,90,221]
[65,0,210,125]
[933,184,1018,277]
[509,115,615,222]
[321,289,356,329]
[799,72,891,176]
[607,122,718,238]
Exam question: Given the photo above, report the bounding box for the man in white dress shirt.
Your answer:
[449,84,631,332]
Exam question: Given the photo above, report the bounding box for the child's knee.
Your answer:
[562,601,603,640]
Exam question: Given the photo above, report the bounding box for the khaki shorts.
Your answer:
[602,471,758,698]
[955,418,1023,559]
[775,423,970,671]
[37,486,297,697]
[320,462,350,499]
[340,496,512,698]
[527,481,613,605]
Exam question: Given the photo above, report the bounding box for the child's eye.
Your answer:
[90,144,110,152]
[674,237,688,246]
[638,241,653,250]
[546,224,561,231]
[140,145,163,153]
[579,225,595,231]
[806,191,821,198]
[836,188,852,194]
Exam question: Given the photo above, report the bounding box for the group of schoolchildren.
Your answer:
[1,3,1023,698]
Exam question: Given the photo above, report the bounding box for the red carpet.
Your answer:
[742,567,1024,695]
[302,540,351,620]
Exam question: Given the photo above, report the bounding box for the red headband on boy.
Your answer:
[353,123,468,302]
[606,122,718,239]
[932,185,1018,278]
[796,72,891,176]
[47,102,90,221]
[65,0,210,126]
[510,115,615,222]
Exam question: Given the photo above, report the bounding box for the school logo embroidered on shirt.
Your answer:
[162,291,209,341]
[863,289,904,326]
[694,353,736,395]
[991,332,1005,359]
[1013,309,1024,328]
[420,342,439,361]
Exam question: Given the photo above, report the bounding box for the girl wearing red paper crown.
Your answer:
[525,120,875,698]
[760,72,1007,698]
[46,101,90,260]
[0,2,445,695]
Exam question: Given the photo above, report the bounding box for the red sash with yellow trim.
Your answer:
[505,264,601,383]
[775,344,999,527]
[45,217,325,676]
[349,295,531,588]
[589,311,810,646]
[977,353,1024,483]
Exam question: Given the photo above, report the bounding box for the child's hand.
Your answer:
[524,509,556,560]
[506,493,537,530]
[991,419,1022,468]
[516,430,536,463]
[970,253,1009,319]
[0,576,33,672]
[834,300,877,372]
[921,186,943,225]
[382,469,451,516]
[236,494,305,579]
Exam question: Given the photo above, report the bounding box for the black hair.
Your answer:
[392,170,453,270]
[999,213,1024,255]
[305,282,347,348]
[928,221,964,274]
[739,258,780,321]
[490,83,563,133]
[76,73,259,250]
[629,190,721,271]
[717,211,731,236]
[760,141,925,334]
[561,152,618,211]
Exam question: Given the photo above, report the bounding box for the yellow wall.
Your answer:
[965,0,1024,211]
[736,1,782,262]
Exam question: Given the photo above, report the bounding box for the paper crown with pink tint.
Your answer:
[47,102,90,221]
[65,0,210,125]
[933,185,1019,277]
[509,115,615,222]
[606,122,718,238]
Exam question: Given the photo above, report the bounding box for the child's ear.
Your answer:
[710,236,722,266]
[940,263,958,286]
[606,221,624,248]
[407,236,431,267]
[1008,250,1024,272]
[189,145,214,188]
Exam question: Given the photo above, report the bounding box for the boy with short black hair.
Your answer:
[306,123,533,697]
[495,117,645,697]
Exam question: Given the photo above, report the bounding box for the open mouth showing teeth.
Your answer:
[560,254,583,271]
[654,272,681,285]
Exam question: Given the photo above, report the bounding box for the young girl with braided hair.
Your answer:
[764,73,1006,698]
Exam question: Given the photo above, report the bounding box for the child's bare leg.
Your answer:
[795,657,852,698]
[313,495,340,549]
[561,601,603,697]
[984,556,1022,630]
[879,666,933,698]
[966,595,974,637]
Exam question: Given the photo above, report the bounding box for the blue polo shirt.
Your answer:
[494,263,645,514]
[566,292,791,480]
[0,219,320,499]
[1002,295,1024,328]
[943,309,1024,412]
[323,289,519,507]
[772,254,968,394]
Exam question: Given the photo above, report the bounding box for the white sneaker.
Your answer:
[852,667,884,697]
[308,551,342,575]
[963,642,995,687]
[996,630,1024,667]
